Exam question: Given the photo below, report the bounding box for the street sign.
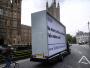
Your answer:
[78,56,90,64]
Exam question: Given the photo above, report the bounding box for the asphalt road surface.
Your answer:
[1,44,90,68]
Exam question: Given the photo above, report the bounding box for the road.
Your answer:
[0,44,90,68]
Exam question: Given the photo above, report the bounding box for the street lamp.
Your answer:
[88,22,90,47]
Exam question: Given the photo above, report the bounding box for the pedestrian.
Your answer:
[2,44,12,68]
[67,41,71,54]
[0,38,4,54]
[0,46,3,54]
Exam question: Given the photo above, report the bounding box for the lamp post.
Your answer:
[88,22,90,47]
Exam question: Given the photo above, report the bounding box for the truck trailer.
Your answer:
[30,10,70,62]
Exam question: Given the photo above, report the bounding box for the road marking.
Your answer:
[78,56,90,64]
[81,62,88,64]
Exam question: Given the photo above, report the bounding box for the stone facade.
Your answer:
[76,31,89,44]
[46,0,60,21]
[0,0,32,46]
[0,0,60,46]
[0,0,21,45]
[21,24,31,45]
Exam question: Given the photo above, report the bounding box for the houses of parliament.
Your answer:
[0,0,31,46]
[0,0,60,46]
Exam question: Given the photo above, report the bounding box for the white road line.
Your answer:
[78,56,90,64]
[81,62,88,64]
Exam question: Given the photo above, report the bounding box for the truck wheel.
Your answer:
[58,55,63,62]
[61,55,64,61]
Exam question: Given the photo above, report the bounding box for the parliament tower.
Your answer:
[46,0,60,21]
[0,0,22,45]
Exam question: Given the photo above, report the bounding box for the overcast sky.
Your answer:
[21,0,90,36]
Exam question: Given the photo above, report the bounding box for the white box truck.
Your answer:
[31,10,70,62]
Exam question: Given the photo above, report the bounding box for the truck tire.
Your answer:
[61,55,64,62]
[58,54,63,62]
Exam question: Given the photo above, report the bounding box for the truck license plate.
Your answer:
[36,54,43,58]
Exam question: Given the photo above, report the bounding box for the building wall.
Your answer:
[46,0,60,21]
[0,0,12,44]
[21,24,31,45]
[11,0,22,45]
[76,31,89,44]
[0,0,22,45]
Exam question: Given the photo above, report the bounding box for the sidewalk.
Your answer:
[80,44,90,49]
[0,58,30,68]
[0,64,5,68]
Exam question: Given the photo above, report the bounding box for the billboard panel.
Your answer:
[47,15,67,56]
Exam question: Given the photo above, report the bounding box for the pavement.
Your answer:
[0,44,90,68]
[80,44,90,49]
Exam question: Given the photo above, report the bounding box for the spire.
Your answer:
[54,0,56,3]
[52,0,56,7]
[46,1,48,8]
[57,2,60,7]
[53,0,56,4]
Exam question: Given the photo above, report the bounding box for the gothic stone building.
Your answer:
[0,0,31,46]
[46,0,60,21]
[0,0,60,46]
[0,0,22,45]
[76,31,89,44]
[21,25,31,45]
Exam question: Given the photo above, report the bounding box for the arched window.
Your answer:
[15,0,17,3]
[0,37,4,45]
[10,0,12,3]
